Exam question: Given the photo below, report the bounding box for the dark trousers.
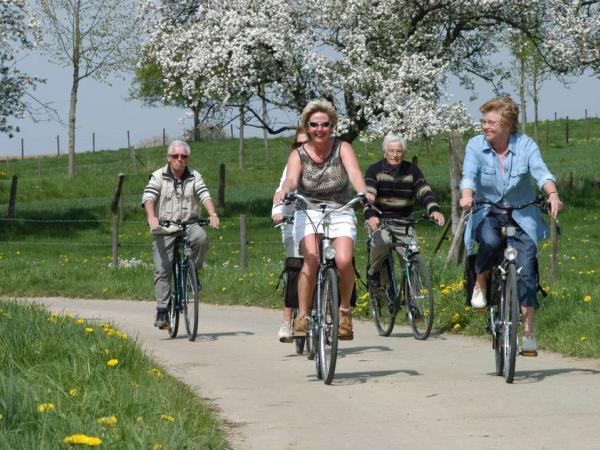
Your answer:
[474,213,538,308]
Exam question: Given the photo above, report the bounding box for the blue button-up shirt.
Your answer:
[460,133,556,253]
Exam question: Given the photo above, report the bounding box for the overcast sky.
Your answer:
[1,50,599,158]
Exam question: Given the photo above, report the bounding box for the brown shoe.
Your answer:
[294,314,309,337]
[338,308,354,340]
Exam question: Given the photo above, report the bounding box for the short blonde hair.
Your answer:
[300,99,339,135]
[480,97,519,133]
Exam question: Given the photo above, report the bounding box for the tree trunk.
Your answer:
[532,67,540,142]
[262,96,269,161]
[68,0,81,179]
[238,106,245,169]
[192,105,200,141]
[519,56,527,133]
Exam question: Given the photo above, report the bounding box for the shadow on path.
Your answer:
[322,369,421,385]
[162,331,254,342]
[513,367,600,384]
[337,345,393,358]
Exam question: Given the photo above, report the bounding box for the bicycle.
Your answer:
[285,192,366,384]
[365,212,435,339]
[159,218,208,341]
[470,196,549,383]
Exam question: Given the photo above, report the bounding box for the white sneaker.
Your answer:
[470,286,487,309]
[278,321,293,343]
[521,335,538,356]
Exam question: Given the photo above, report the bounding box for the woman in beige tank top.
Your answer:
[273,100,374,340]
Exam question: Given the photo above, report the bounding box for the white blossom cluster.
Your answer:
[142,0,600,141]
[0,0,40,136]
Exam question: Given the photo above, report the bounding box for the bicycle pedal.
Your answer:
[279,337,293,343]
[520,350,538,357]
[338,333,354,341]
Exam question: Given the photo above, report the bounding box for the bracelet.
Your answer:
[547,191,558,198]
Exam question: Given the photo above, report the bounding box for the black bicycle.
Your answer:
[286,192,365,384]
[471,196,549,383]
[366,213,435,339]
[159,218,208,341]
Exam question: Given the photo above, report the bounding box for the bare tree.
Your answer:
[37,0,140,177]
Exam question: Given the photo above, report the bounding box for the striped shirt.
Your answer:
[364,159,440,219]
[141,164,212,223]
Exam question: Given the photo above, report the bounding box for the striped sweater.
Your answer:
[364,159,440,219]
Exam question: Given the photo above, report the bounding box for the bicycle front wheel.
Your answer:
[167,263,180,338]
[368,258,398,336]
[404,254,434,340]
[318,267,339,385]
[183,261,200,341]
[502,263,519,383]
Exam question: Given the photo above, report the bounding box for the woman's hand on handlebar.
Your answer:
[273,190,288,206]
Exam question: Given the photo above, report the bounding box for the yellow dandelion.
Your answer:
[96,416,118,426]
[581,336,588,342]
[85,327,94,334]
[160,414,175,422]
[453,323,461,330]
[106,359,119,367]
[584,295,592,303]
[63,434,102,446]
[37,403,55,413]
[68,389,77,397]
[154,444,162,450]
[0,414,4,421]
[221,287,227,291]
[136,416,144,423]
[358,292,370,301]
[148,368,163,379]
[76,319,85,325]
[101,288,108,293]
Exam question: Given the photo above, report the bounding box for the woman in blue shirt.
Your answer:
[459,97,562,356]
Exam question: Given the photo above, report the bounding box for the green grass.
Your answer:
[1,119,600,358]
[0,300,230,449]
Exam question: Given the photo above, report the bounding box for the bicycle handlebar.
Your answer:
[365,204,434,226]
[286,192,367,213]
[473,195,549,214]
[159,218,210,228]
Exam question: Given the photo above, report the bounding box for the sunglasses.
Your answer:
[168,153,188,160]
[308,121,331,129]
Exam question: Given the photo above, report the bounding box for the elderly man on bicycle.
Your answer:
[142,139,219,329]
[365,134,445,288]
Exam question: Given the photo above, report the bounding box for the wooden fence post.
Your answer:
[37,157,42,177]
[550,216,558,279]
[239,214,247,272]
[57,135,60,156]
[111,173,126,268]
[585,109,590,143]
[92,132,96,153]
[218,163,226,208]
[565,116,569,144]
[21,138,24,160]
[545,120,549,148]
[7,175,17,218]
[163,128,166,147]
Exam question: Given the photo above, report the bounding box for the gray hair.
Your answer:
[167,139,191,156]
[382,134,406,153]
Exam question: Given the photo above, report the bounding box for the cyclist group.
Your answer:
[142,96,562,359]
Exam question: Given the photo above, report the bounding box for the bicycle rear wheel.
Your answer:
[318,267,339,385]
[368,257,398,336]
[167,263,180,338]
[183,261,200,341]
[405,254,434,340]
[502,263,519,383]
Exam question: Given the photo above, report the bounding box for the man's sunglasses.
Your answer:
[168,154,188,160]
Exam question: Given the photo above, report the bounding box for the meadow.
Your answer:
[1,118,600,359]
[0,300,230,449]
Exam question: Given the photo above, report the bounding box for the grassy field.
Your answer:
[0,300,230,449]
[1,118,600,359]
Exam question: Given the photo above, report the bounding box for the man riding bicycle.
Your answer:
[365,134,445,288]
[142,140,219,329]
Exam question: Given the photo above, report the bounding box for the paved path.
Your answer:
[23,298,600,449]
